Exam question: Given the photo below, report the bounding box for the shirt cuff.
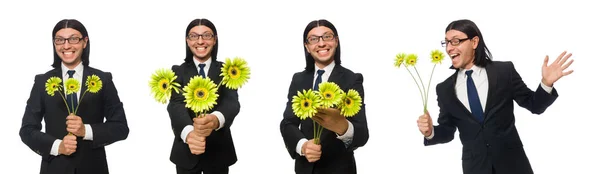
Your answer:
[211,111,225,131]
[50,139,61,156]
[180,125,194,143]
[425,129,435,140]
[336,120,354,146]
[296,138,308,156]
[540,82,554,94]
[83,124,93,140]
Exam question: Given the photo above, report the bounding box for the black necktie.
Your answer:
[66,70,78,113]
[198,63,206,78]
[313,70,325,90]
[466,70,484,123]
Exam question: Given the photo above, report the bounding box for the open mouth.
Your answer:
[450,53,460,59]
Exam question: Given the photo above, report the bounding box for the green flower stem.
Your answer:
[74,90,88,115]
[404,65,426,109]
[57,89,70,114]
[313,120,317,144]
[424,64,437,112]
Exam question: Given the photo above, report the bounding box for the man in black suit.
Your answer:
[280,19,369,174]
[167,18,240,174]
[417,19,574,174]
[19,19,129,174]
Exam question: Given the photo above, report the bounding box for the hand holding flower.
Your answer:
[193,114,219,137]
[66,114,86,137]
[313,108,348,135]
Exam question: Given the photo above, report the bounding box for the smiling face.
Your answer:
[304,26,338,68]
[445,29,479,69]
[54,28,88,68]
[186,25,216,62]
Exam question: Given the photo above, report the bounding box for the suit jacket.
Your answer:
[424,61,558,174]
[280,65,369,174]
[19,66,129,174]
[167,61,241,170]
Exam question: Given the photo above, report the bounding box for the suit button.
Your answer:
[486,144,490,147]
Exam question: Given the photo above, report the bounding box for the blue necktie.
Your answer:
[66,70,78,113]
[466,70,484,123]
[313,70,325,90]
[198,63,206,78]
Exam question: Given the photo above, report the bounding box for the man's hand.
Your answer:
[312,108,349,135]
[542,51,574,87]
[417,111,433,137]
[59,134,77,156]
[302,139,322,163]
[193,114,220,137]
[186,131,206,155]
[66,114,85,137]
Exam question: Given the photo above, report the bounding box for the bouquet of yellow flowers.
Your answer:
[45,74,103,135]
[45,74,103,114]
[291,82,362,144]
[149,57,250,117]
[394,49,445,113]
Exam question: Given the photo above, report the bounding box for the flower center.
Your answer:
[159,79,169,92]
[302,99,311,109]
[345,98,352,106]
[194,88,209,101]
[228,67,241,79]
[69,84,75,89]
[91,82,96,87]
[323,91,333,99]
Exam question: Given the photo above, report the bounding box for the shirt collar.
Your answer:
[61,61,84,77]
[193,57,212,70]
[459,65,483,78]
[314,61,335,76]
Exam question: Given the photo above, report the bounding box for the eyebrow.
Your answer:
[309,32,334,37]
[189,31,213,35]
[55,34,82,38]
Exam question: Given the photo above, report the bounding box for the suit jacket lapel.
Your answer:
[483,63,498,123]
[327,65,345,88]
[447,70,480,124]
[207,61,222,85]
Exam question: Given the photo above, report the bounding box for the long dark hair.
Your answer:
[184,18,218,63]
[303,19,341,72]
[445,19,492,67]
[51,19,90,68]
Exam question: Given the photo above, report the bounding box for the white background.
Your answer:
[1,0,598,173]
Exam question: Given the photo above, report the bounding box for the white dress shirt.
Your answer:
[180,57,227,143]
[296,61,355,156]
[50,62,94,156]
[426,65,553,139]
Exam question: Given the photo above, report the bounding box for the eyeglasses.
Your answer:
[441,37,471,47]
[187,33,215,41]
[54,37,83,45]
[306,33,336,44]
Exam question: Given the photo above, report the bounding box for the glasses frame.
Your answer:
[54,37,84,45]
[441,37,473,47]
[306,33,336,44]
[187,32,215,41]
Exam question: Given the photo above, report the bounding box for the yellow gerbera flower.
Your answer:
[64,78,80,95]
[430,49,445,64]
[220,57,251,90]
[183,76,219,114]
[317,82,343,108]
[405,54,418,67]
[86,74,103,93]
[149,68,182,104]
[338,89,362,117]
[394,53,406,68]
[45,77,62,96]
[291,89,322,120]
